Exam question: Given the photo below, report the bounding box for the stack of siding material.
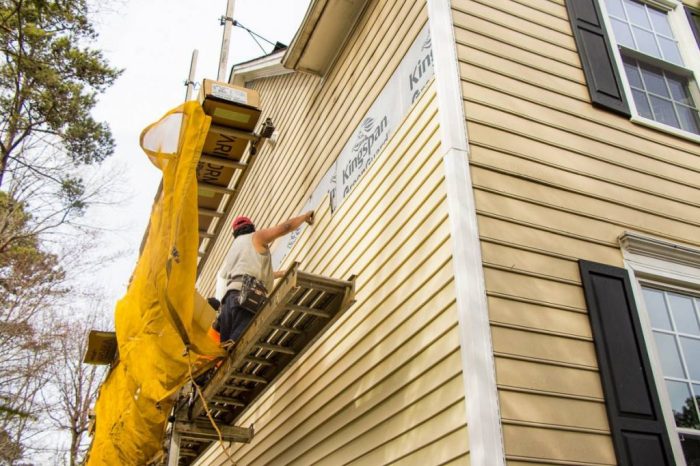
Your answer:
[197,79,261,249]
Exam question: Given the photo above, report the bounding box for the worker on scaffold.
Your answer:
[213,211,315,349]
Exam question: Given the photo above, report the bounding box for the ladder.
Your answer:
[166,263,356,465]
[194,78,274,271]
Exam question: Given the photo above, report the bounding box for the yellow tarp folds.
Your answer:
[88,102,225,465]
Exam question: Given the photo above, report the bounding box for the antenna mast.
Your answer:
[185,49,198,101]
[217,0,235,81]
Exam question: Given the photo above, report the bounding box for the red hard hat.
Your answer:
[232,216,254,230]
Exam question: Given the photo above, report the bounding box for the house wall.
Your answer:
[195,0,470,464]
[452,0,700,464]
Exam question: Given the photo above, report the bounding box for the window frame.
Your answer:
[598,0,700,142]
[621,231,700,465]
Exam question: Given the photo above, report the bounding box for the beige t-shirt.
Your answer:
[216,234,273,299]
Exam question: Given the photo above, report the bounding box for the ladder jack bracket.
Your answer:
[249,118,275,156]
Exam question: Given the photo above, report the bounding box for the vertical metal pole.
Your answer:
[185,49,199,101]
[217,0,235,82]
[167,430,181,466]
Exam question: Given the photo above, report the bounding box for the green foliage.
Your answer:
[674,395,700,430]
[0,0,122,186]
[0,3,120,461]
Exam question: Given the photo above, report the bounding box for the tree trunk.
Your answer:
[70,428,79,466]
[1,100,22,189]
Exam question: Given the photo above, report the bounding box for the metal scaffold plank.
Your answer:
[171,263,356,465]
[184,264,303,420]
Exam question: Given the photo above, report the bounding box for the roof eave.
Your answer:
[230,49,292,86]
[282,0,370,77]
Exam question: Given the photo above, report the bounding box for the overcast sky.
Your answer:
[87,0,310,304]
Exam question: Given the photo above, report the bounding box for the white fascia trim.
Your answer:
[426,1,506,465]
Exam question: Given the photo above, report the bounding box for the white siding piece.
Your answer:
[427,0,505,465]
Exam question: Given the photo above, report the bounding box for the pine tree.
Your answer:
[0,0,122,188]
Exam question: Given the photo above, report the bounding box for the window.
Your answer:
[622,55,700,133]
[567,0,700,141]
[604,0,700,136]
[620,232,700,465]
[640,286,700,463]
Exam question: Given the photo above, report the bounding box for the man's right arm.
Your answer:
[253,211,314,251]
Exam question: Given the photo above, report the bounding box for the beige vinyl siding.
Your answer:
[195,0,468,464]
[197,0,429,275]
[453,0,700,465]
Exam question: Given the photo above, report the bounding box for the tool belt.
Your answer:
[230,274,267,312]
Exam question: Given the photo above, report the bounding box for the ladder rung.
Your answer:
[256,342,296,355]
[222,384,251,392]
[296,281,345,294]
[200,153,247,170]
[175,421,253,443]
[211,396,245,407]
[270,324,303,335]
[209,124,256,141]
[244,356,275,366]
[228,373,268,384]
[198,207,224,218]
[198,230,215,239]
[198,181,235,195]
[286,304,331,318]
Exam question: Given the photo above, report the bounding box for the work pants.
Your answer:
[219,290,256,343]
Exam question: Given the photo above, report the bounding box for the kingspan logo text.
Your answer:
[342,116,389,191]
[408,36,434,98]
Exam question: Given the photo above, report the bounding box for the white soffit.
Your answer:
[282,0,370,76]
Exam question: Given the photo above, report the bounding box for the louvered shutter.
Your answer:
[566,0,631,116]
[579,260,676,466]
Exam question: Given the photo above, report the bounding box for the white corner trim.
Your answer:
[426,1,506,465]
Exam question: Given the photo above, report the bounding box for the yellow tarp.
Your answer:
[88,102,225,465]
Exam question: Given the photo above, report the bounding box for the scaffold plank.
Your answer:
[170,263,355,465]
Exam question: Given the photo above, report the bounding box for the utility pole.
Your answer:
[217,0,236,82]
[185,49,199,101]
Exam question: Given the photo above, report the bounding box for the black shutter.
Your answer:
[579,260,676,466]
[686,7,700,48]
[566,0,631,116]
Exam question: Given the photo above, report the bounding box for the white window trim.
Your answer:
[598,0,700,143]
[621,231,700,466]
